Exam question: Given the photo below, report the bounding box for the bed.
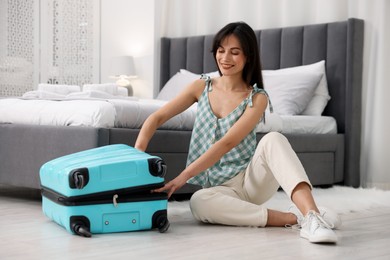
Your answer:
[0,18,364,194]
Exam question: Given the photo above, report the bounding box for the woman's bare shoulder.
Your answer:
[184,78,209,100]
[250,90,268,112]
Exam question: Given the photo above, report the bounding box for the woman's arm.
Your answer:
[135,79,204,151]
[154,92,269,197]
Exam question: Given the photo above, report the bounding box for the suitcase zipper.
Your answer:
[41,183,167,206]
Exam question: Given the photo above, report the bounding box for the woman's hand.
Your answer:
[152,173,189,199]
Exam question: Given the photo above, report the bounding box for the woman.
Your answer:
[135,22,340,244]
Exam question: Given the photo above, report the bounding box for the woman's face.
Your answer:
[216,34,247,77]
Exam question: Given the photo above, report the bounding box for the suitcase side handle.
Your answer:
[148,158,167,178]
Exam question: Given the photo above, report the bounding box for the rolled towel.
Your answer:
[38,84,81,95]
[83,83,119,95]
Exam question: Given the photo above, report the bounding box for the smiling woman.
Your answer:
[137,21,340,244]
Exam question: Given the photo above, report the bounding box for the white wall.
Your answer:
[100,0,156,98]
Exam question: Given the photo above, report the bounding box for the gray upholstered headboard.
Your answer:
[160,18,364,184]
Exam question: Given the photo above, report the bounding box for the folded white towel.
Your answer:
[22,90,67,99]
[83,83,119,95]
[38,84,81,95]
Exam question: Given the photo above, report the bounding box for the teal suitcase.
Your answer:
[40,144,169,237]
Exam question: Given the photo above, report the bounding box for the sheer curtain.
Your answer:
[157,0,390,189]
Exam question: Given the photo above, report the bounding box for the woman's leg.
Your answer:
[266,209,297,227]
[242,132,317,222]
[291,182,319,216]
[190,132,313,228]
[190,185,298,227]
[189,173,269,227]
[244,132,337,243]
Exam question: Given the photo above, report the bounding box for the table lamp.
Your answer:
[109,56,137,96]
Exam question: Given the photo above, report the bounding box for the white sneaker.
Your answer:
[288,205,342,229]
[300,210,338,243]
[319,206,342,229]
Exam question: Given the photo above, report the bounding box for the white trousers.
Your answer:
[189,132,312,227]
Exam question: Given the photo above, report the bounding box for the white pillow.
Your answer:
[263,61,330,115]
[157,70,220,101]
[263,71,323,115]
[157,72,199,100]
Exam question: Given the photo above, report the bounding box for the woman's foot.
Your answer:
[289,205,342,229]
[300,210,337,243]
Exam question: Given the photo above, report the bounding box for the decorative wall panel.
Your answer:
[0,0,100,97]
[45,0,99,86]
[0,0,35,96]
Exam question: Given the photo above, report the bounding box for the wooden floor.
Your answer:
[1,188,390,260]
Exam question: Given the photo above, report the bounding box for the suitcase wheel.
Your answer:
[157,216,170,233]
[148,158,167,178]
[74,174,85,189]
[74,225,92,238]
[69,168,90,189]
[70,216,92,237]
[152,210,169,233]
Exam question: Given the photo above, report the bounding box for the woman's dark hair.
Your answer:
[212,22,263,88]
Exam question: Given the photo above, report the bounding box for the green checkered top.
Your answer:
[187,75,271,187]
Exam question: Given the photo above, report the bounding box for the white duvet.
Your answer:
[0,98,116,127]
[109,98,197,130]
[0,91,337,134]
[0,92,197,130]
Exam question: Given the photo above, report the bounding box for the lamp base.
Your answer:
[115,77,133,96]
[123,84,133,96]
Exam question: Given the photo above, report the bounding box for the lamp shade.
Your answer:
[110,56,136,77]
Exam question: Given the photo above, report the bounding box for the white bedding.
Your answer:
[279,115,337,134]
[0,98,116,128]
[0,95,337,134]
[0,96,197,130]
[255,111,336,134]
[109,98,197,130]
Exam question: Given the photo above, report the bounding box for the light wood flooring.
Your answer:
[1,187,390,260]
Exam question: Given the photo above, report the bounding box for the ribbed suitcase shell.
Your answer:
[40,144,169,237]
[40,144,166,196]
